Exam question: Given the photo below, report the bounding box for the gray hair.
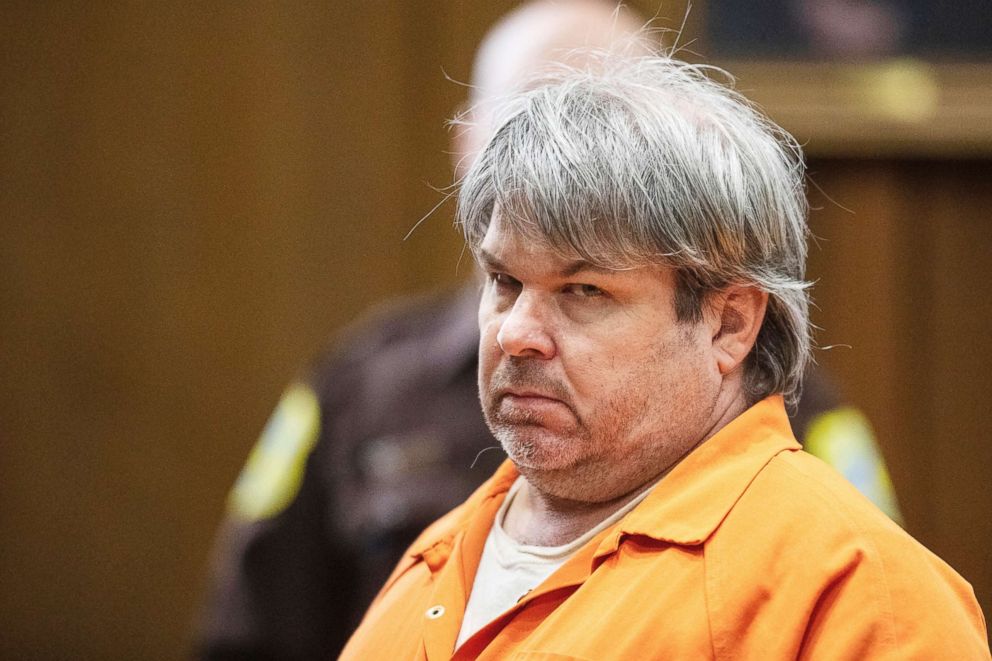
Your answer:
[456,51,811,405]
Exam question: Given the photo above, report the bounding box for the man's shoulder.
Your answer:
[738,449,910,551]
[703,448,988,655]
[717,447,976,608]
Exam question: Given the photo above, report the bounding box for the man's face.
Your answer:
[476,213,725,502]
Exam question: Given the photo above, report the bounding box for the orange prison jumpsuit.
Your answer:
[341,397,990,660]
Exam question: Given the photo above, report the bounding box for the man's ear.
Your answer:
[707,286,768,376]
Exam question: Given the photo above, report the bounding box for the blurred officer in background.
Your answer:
[194,2,900,659]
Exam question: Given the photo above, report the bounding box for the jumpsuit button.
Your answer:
[426,605,445,619]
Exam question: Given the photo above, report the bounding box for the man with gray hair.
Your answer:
[340,51,989,659]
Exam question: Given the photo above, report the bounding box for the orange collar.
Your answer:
[410,396,799,564]
[596,396,799,554]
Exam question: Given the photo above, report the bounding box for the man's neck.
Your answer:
[502,388,751,547]
[501,476,654,547]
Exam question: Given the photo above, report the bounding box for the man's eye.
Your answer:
[565,283,604,298]
[490,272,520,290]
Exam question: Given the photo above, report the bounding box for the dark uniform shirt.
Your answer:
[195,285,898,660]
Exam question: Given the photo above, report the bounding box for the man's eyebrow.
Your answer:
[476,249,505,271]
[558,260,616,277]
[477,249,617,278]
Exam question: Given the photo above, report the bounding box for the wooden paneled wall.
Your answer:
[0,3,521,658]
[1,3,988,659]
[805,160,992,616]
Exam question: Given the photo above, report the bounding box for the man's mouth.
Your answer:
[497,389,574,420]
[502,389,562,402]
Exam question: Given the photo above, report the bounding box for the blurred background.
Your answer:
[1,2,990,658]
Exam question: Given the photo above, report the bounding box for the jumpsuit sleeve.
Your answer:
[797,529,990,660]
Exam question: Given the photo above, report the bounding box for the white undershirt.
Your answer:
[455,477,656,649]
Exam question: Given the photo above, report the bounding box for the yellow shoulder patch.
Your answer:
[804,406,903,524]
[227,384,321,521]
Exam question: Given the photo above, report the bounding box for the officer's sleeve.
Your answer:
[194,382,358,660]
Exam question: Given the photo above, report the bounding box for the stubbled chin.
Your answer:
[491,422,585,473]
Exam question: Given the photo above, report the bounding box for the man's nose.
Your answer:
[496,292,556,359]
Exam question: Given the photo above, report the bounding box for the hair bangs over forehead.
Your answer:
[457,56,806,280]
[462,84,672,269]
